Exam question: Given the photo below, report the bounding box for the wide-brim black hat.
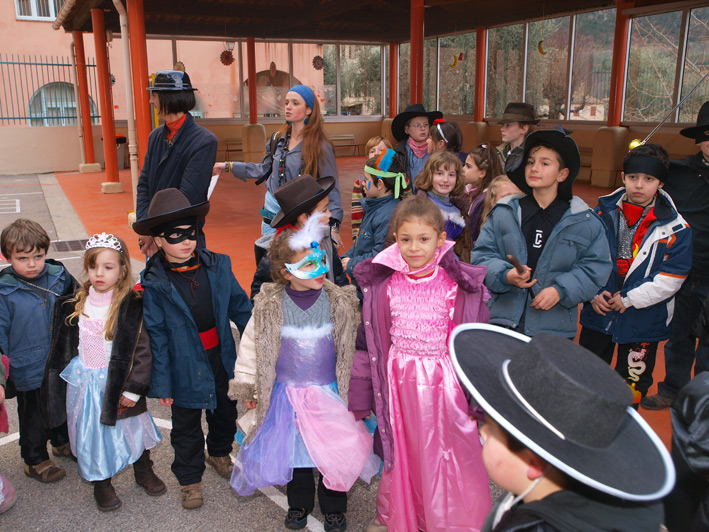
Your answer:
[508,128,581,201]
[270,175,336,228]
[489,102,540,124]
[391,104,443,142]
[680,100,709,143]
[450,324,675,501]
[148,70,198,92]
[132,188,209,236]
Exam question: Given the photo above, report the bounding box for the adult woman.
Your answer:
[135,70,218,251]
[214,85,342,246]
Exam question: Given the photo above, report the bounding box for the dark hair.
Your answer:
[1,218,50,258]
[467,144,504,205]
[623,143,670,170]
[390,194,445,235]
[364,154,406,193]
[430,120,463,153]
[154,90,196,115]
[415,151,465,196]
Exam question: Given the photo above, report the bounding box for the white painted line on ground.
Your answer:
[0,200,21,213]
[0,432,19,446]
[0,192,43,196]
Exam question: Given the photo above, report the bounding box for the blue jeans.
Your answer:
[658,275,709,397]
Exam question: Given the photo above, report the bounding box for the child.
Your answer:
[415,150,471,263]
[229,213,378,532]
[464,144,504,245]
[480,175,521,227]
[391,103,443,190]
[0,218,77,483]
[133,188,252,509]
[43,233,165,511]
[579,144,692,406]
[427,118,465,163]
[450,324,672,532]
[492,102,539,173]
[352,136,392,239]
[349,195,492,532]
[472,128,612,338]
[0,354,16,514]
[342,149,405,297]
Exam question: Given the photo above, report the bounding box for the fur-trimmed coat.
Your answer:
[42,291,152,427]
[228,280,360,445]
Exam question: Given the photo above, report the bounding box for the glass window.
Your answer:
[486,24,524,119]
[569,9,615,121]
[399,43,410,112]
[339,45,381,116]
[624,11,682,122]
[15,0,64,20]
[294,43,334,116]
[526,16,570,120]
[438,32,476,115]
[240,42,291,119]
[679,6,709,123]
[423,38,437,111]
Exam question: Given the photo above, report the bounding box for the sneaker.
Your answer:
[324,512,347,532]
[365,518,387,532]
[284,507,310,529]
[180,483,203,509]
[640,393,675,410]
[24,459,66,483]
[205,451,234,479]
[52,443,77,462]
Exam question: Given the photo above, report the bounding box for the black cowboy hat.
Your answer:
[450,324,675,501]
[132,188,209,236]
[489,102,540,124]
[680,100,709,143]
[507,128,581,201]
[270,175,336,228]
[391,104,443,143]
[147,70,198,92]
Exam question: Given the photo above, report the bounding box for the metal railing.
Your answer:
[0,53,100,126]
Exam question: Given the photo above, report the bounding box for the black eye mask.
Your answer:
[161,225,198,244]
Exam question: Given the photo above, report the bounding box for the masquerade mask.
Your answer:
[160,223,198,244]
[285,241,330,280]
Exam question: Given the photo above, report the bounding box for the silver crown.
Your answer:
[85,232,122,252]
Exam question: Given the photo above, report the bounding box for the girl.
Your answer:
[464,144,504,245]
[349,195,492,532]
[215,85,343,247]
[352,136,393,239]
[229,214,379,531]
[427,118,465,163]
[0,355,15,514]
[480,175,521,227]
[43,233,164,512]
[414,150,472,263]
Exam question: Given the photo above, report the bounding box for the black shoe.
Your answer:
[324,512,347,532]
[284,507,310,529]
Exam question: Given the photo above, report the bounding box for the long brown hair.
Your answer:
[467,144,504,205]
[414,151,465,197]
[276,95,334,180]
[67,237,134,341]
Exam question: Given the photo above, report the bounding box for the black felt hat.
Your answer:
[391,104,443,142]
[508,128,581,201]
[132,188,209,236]
[680,101,709,143]
[450,324,675,501]
[270,174,336,228]
[489,102,540,124]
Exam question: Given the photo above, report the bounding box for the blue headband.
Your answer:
[288,85,314,109]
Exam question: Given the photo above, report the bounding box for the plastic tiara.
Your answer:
[86,232,122,252]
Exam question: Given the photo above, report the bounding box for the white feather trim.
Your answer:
[288,211,331,251]
[281,323,333,340]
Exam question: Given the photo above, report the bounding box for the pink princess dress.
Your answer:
[374,242,491,532]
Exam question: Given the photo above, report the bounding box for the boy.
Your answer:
[492,102,539,173]
[391,103,443,190]
[471,128,611,338]
[133,189,252,509]
[0,218,77,482]
[450,324,672,532]
[579,144,692,406]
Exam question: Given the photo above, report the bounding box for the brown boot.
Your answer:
[133,450,166,496]
[52,443,77,462]
[93,478,122,512]
[180,482,203,509]
[24,459,65,483]
[205,451,234,479]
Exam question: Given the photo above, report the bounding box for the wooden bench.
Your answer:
[330,134,359,156]
[224,138,243,161]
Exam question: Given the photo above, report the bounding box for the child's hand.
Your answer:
[160,397,174,407]
[331,228,343,249]
[506,266,537,289]
[341,257,350,271]
[0,386,4,404]
[608,292,628,313]
[213,162,227,176]
[119,396,136,408]
[244,400,257,409]
[590,291,613,315]
[530,286,560,311]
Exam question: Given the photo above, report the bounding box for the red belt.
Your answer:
[199,327,219,351]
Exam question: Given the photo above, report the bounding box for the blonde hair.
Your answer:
[67,237,134,341]
[482,175,518,225]
[414,151,465,197]
[365,135,392,156]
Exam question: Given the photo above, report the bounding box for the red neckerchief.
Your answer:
[165,114,187,141]
[407,136,428,159]
[620,200,657,260]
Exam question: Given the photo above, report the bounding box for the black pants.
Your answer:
[170,357,237,485]
[287,467,347,514]
[578,327,658,400]
[16,386,69,466]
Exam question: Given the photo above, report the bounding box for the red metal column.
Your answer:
[474,27,487,122]
[247,37,257,124]
[410,0,424,105]
[73,31,96,164]
[608,1,633,127]
[91,8,119,182]
[389,43,398,117]
[127,0,151,169]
